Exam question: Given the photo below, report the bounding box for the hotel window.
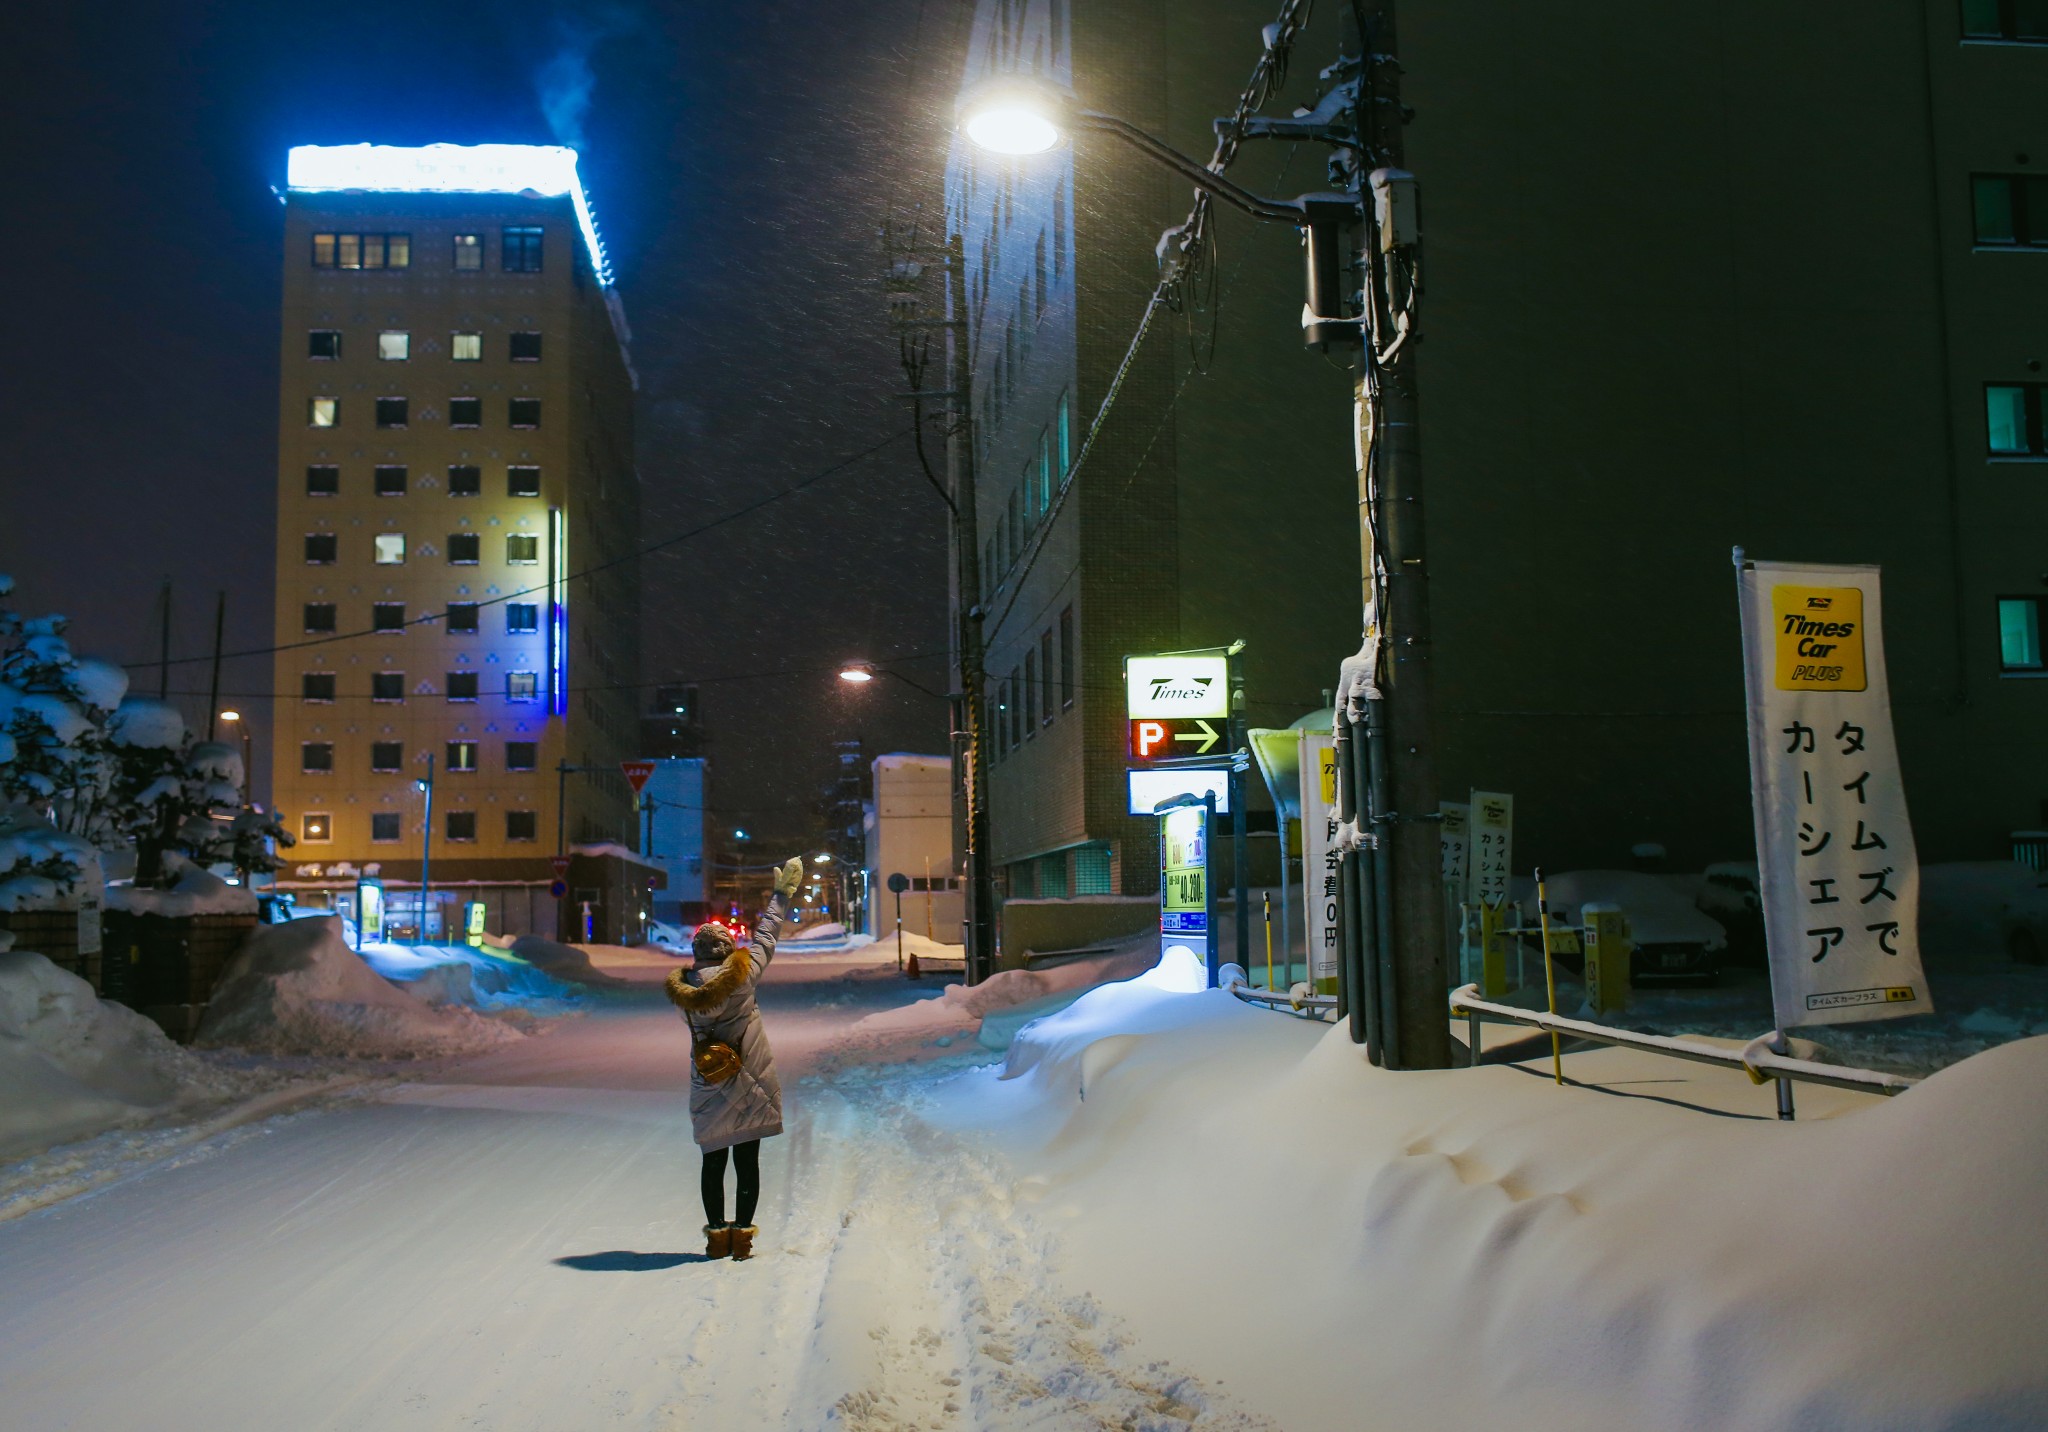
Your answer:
[302,673,336,703]
[311,233,410,270]
[506,810,539,842]
[2000,597,2046,671]
[506,602,539,634]
[375,397,408,429]
[372,602,406,632]
[1987,383,2048,455]
[509,398,541,429]
[506,740,538,771]
[306,465,340,496]
[453,233,483,270]
[304,603,336,634]
[446,602,479,634]
[308,330,341,359]
[447,464,481,496]
[304,533,337,564]
[449,396,482,428]
[446,741,479,773]
[502,226,544,272]
[509,331,543,361]
[445,810,478,842]
[506,533,540,564]
[451,331,482,361]
[447,532,480,564]
[447,671,479,702]
[378,331,410,361]
[1059,605,1075,707]
[507,670,539,702]
[374,465,407,496]
[371,671,404,702]
[301,812,333,844]
[373,533,406,565]
[309,396,338,427]
[508,466,541,497]
[370,812,401,843]
[1962,0,2048,42]
[301,742,334,774]
[370,741,403,773]
[1973,174,2048,247]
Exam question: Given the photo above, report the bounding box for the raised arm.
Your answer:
[751,857,804,971]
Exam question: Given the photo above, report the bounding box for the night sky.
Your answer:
[0,0,964,842]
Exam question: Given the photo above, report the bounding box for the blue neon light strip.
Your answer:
[549,507,568,716]
[285,143,613,286]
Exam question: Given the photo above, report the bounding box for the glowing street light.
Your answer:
[813,853,833,864]
[218,709,252,804]
[957,81,1069,156]
[837,662,875,684]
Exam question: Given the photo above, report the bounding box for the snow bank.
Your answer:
[105,860,257,917]
[197,918,520,1058]
[508,934,626,987]
[356,940,576,1009]
[785,920,848,942]
[928,972,2048,1431]
[0,951,261,1160]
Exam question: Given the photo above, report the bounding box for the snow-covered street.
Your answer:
[0,947,1270,1432]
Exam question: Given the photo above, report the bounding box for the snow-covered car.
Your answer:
[645,918,691,953]
[1535,870,1728,984]
[1995,870,2048,965]
[1693,862,1764,968]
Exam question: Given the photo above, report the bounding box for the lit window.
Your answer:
[1962,0,2048,42]
[446,810,478,842]
[370,741,403,772]
[304,603,336,633]
[507,670,539,702]
[371,672,404,702]
[1972,174,2048,247]
[373,533,405,565]
[453,233,483,270]
[301,812,333,843]
[506,533,540,564]
[301,742,334,774]
[372,603,406,632]
[448,532,480,564]
[1057,391,1072,479]
[306,465,340,496]
[311,233,336,267]
[304,533,337,564]
[316,232,410,270]
[510,331,543,361]
[506,810,538,841]
[308,330,341,359]
[1987,383,2046,455]
[2000,597,2046,671]
[508,466,541,497]
[447,465,481,496]
[506,603,539,634]
[509,398,541,429]
[378,331,410,361]
[338,234,360,269]
[446,603,479,634]
[374,465,407,496]
[449,397,482,428]
[447,741,479,773]
[387,234,411,268]
[447,672,479,702]
[309,396,338,427]
[506,740,538,771]
[370,812,402,843]
[302,673,336,702]
[451,332,482,361]
[1037,430,1052,512]
[503,226,544,273]
[375,397,408,429]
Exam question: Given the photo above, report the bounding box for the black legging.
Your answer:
[700,1139,761,1226]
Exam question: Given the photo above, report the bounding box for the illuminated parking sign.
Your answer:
[1127,767,1231,816]
[1125,656,1230,720]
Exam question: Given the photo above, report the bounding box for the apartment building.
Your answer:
[268,144,642,937]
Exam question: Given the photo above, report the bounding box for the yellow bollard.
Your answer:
[1583,902,1632,1015]
[1534,867,1563,1085]
[1263,891,1275,991]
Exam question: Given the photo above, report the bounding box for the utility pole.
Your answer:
[417,753,434,944]
[156,578,172,701]
[205,591,225,741]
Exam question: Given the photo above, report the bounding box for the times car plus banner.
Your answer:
[1737,556,1931,1030]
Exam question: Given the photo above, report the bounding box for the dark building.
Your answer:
[642,683,706,759]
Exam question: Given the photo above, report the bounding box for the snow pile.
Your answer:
[0,950,259,1160]
[928,971,2048,1431]
[357,940,577,1010]
[104,858,257,918]
[508,934,626,987]
[785,921,848,942]
[197,918,521,1058]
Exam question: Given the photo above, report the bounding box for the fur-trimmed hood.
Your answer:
[664,950,753,1013]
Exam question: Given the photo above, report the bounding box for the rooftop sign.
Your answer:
[285,143,612,286]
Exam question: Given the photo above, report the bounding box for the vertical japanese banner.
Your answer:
[1299,729,1341,994]
[1737,558,1931,1028]
[1439,802,1471,980]
[1468,792,1514,907]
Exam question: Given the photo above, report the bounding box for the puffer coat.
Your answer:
[663,893,787,1150]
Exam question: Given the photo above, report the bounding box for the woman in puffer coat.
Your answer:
[664,856,800,1261]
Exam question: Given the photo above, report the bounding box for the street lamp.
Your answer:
[837,662,876,684]
[218,709,252,804]
[415,755,434,944]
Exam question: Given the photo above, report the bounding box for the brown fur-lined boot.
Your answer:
[704,1224,733,1260]
[729,1224,758,1261]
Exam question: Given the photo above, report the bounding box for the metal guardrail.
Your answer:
[1449,983,1917,1099]
[1223,975,1338,1018]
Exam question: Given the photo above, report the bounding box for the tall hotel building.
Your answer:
[270,144,644,938]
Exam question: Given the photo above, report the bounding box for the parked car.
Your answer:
[1995,871,2048,965]
[1693,862,1765,969]
[1533,870,1728,984]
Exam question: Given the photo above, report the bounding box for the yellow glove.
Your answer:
[773,857,803,898]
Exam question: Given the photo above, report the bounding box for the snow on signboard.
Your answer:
[1737,556,1930,1029]
[1298,728,1339,993]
